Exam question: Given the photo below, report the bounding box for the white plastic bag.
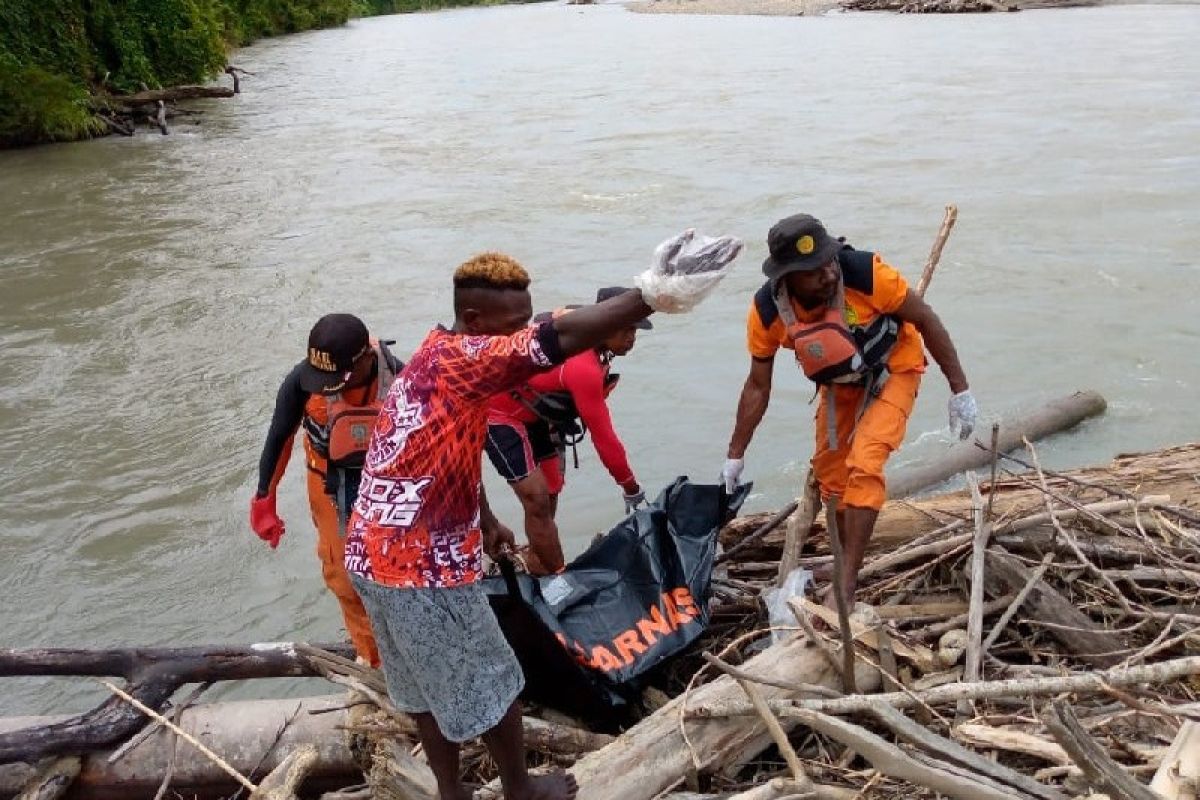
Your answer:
[761,567,812,645]
[633,229,742,314]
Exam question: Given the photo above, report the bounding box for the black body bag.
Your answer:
[483,477,750,728]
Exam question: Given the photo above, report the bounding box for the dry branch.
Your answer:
[788,708,1021,800]
[984,548,1124,666]
[1044,700,1161,800]
[868,705,1067,800]
[686,655,1200,718]
[13,757,80,800]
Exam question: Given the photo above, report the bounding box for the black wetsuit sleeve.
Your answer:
[535,320,566,365]
[256,363,308,496]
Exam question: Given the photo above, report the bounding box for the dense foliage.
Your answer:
[0,0,494,146]
[352,0,501,12]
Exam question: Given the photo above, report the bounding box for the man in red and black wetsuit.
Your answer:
[344,232,741,800]
[485,286,651,574]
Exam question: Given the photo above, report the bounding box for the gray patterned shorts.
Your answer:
[350,574,524,743]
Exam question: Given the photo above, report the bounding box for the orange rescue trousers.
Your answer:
[306,468,380,667]
[812,371,921,511]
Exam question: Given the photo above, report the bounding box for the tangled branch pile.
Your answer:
[665,442,1200,799]
[349,444,1200,800]
[12,444,1193,800]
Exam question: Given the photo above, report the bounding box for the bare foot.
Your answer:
[508,769,578,800]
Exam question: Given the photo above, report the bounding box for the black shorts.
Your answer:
[485,420,559,484]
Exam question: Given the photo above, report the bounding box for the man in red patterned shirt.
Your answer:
[346,233,741,800]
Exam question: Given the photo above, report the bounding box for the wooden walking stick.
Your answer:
[825,497,859,694]
[775,204,959,588]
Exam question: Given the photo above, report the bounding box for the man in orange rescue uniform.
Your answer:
[250,314,403,666]
[721,214,976,610]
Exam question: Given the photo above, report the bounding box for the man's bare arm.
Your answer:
[727,356,775,459]
[552,289,652,358]
[894,291,968,394]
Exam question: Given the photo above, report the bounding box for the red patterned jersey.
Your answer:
[344,323,562,589]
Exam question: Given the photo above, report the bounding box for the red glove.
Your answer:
[250,493,285,549]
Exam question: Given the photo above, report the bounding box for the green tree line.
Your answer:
[0,0,501,147]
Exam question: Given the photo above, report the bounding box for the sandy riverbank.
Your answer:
[625,0,1194,14]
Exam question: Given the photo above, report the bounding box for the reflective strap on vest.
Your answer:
[822,365,890,451]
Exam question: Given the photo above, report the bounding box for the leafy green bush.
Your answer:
[0,56,104,146]
[0,0,509,145]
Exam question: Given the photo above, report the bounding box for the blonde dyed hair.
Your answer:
[453,252,530,291]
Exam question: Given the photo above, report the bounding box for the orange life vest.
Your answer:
[774,280,898,387]
[775,280,900,450]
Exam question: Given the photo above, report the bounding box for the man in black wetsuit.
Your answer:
[250,313,403,666]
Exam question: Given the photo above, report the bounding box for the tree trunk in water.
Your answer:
[109,87,235,105]
[886,390,1106,499]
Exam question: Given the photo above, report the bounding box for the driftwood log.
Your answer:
[0,695,355,800]
[0,691,617,800]
[0,643,353,765]
[110,86,235,105]
[565,635,879,800]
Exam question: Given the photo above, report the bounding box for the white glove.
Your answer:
[948,390,978,440]
[633,229,743,314]
[720,458,744,494]
[622,490,646,514]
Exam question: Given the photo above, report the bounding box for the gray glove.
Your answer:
[948,390,978,440]
[634,229,743,314]
[720,458,744,494]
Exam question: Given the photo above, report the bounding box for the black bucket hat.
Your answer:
[761,214,842,282]
[595,286,652,330]
[298,313,370,394]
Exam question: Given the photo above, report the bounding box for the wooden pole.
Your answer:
[775,472,819,586]
[916,205,958,298]
[824,497,858,694]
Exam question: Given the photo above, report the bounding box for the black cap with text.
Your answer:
[299,313,370,394]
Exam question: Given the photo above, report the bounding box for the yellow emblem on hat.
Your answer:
[309,348,336,372]
[796,235,815,256]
